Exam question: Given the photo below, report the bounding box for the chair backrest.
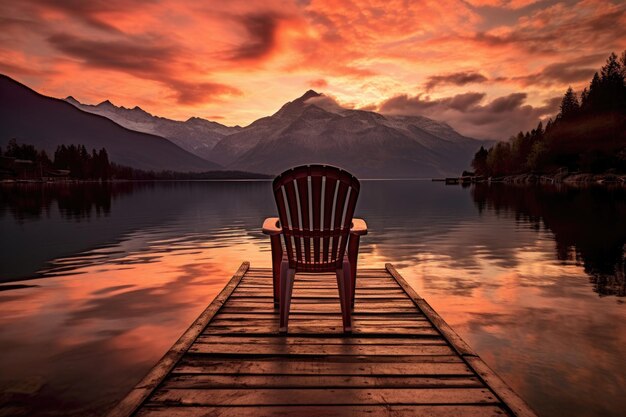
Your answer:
[273,164,360,272]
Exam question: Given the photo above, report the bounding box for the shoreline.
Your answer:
[489,172,626,185]
[436,173,626,186]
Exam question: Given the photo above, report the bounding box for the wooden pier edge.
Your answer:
[385,263,538,417]
[105,262,250,417]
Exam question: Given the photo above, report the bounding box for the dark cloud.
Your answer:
[29,0,158,32]
[48,33,176,73]
[48,33,241,105]
[447,92,487,111]
[380,92,486,113]
[488,93,526,113]
[469,3,626,55]
[512,54,608,87]
[166,79,241,105]
[424,71,488,91]
[230,13,281,61]
[378,91,560,140]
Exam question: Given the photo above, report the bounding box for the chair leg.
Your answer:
[347,235,360,308]
[270,236,283,309]
[279,262,295,334]
[336,260,353,333]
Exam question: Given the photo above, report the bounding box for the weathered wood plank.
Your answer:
[188,343,454,356]
[201,325,441,335]
[162,374,483,389]
[194,335,446,345]
[211,313,427,321]
[173,358,472,376]
[105,262,250,417]
[135,405,509,417]
[206,320,436,331]
[224,299,417,307]
[218,307,419,314]
[231,291,407,298]
[234,287,406,293]
[206,319,432,328]
[148,387,498,406]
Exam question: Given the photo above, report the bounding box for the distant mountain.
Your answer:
[65,97,241,163]
[0,75,219,172]
[211,90,489,177]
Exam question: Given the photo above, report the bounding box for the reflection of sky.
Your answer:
[0,181,624,416]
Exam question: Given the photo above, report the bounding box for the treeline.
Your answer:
[1,139,111,179]
[472,51,626,177]
[0,139,271,180]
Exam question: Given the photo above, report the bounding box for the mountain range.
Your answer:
[65,97,241,162]
[0,75,219,172]
[209,90,486,177]
[1,74,489,177]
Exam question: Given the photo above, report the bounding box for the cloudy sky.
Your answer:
[1,0,625,139]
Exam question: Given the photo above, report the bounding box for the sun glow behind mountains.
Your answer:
[1,0,625,139]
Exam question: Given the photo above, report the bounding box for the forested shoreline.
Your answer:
[0,139,271,181]
[470,51,626,180]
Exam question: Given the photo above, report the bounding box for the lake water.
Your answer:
[0,180,624,416]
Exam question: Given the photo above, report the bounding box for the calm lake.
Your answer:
[0,180,624,416]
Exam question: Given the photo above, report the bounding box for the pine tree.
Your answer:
[559,87,579,120]
[471,146,489,176]
[98,148,110,180]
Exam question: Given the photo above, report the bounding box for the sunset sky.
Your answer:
[1,0,625,139]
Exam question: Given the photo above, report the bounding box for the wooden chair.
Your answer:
[262,165,367,333]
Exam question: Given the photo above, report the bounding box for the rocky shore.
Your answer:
[491,172,626,185]
[437,172,626,185]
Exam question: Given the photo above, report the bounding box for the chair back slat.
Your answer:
[310,173,322,264]
[273,165,360,272]
[296,176,311,263]
[322,176,336,264]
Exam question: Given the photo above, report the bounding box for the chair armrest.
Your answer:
[350,218,368,236]
[262,217,282,235]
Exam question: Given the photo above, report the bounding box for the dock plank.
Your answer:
[105,264,537,417]
[135,405,510,417]
[147,387,498,406]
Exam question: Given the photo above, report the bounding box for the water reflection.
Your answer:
[0,181,624,417]
[0,182,136,222]
[472,184,626,297]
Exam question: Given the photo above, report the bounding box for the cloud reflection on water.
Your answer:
[0,180,624,416]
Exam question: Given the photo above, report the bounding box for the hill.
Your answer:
[0,75,220,172]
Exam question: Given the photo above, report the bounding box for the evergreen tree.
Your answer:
[98,148,110,180]
[559,87,579,120]
[486,142,512,176]
[471,146,489,176]
[598,52,626,112]
[466,49,626,176]
[585,72,602,111]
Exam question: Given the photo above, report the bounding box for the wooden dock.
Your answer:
[108,262,537,417]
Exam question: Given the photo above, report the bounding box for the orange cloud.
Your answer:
[1,0,624,139]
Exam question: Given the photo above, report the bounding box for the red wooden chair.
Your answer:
[262,165,367,333]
